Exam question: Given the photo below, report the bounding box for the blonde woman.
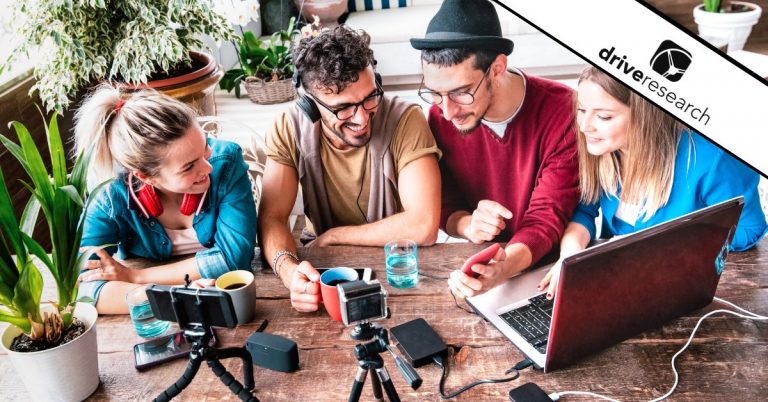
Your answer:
[75,85,257,314]
[539,67,767,299]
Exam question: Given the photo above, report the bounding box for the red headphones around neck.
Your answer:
[128,174,207,219]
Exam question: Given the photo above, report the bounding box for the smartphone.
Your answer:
[133,329,217,371]
[461,243,501,278]
[316,267,373,281]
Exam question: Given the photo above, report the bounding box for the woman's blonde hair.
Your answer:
[73,84,197,183]
[576,66,687,220]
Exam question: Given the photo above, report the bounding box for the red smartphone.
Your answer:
[460,243,501,278]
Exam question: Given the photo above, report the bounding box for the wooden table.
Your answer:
[1,241,766,401]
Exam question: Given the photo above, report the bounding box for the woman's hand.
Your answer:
[537,258,564,300]
[79,249,137,283]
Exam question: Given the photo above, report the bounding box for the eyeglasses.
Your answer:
[418,66,491,106]
[309,87,384,120]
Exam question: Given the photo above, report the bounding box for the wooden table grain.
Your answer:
[1,241,766,401]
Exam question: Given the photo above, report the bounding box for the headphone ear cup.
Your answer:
[297,95,321,123]
[180,192,204,216]
[136,184,164,217]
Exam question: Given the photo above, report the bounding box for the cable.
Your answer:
[550,297,767,401]
[432,354,519,399]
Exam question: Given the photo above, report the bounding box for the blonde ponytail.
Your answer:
[73,83,197,184]
[73,84,122,183]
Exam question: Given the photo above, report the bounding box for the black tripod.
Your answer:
[154,288,258,402]
[348,327,421,402]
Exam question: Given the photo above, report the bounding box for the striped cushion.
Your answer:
[348,0,411,12]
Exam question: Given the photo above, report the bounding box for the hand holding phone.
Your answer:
[461,243,501,278]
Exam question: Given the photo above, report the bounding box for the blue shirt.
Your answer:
[572,132,767,251]
[79,138,257,302]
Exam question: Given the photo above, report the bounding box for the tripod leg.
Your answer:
[153,354,203,402]
[214,346,256,391]
[348,366,368,402]
[369,370,384,402]
[207,358,259,402]
[375,367,400,402]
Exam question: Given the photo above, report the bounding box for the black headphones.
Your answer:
[293,67,383,123]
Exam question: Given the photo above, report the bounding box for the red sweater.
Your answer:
[430,73,579,264]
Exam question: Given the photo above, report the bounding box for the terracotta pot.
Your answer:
[118,51,224,116]
[295,0,348,26]
[1,303,99,401]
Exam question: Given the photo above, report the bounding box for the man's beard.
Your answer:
[321,112,375,148]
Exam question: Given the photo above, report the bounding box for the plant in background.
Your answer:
[703,0,722,12]
[1,0,236,112]
[220,16,312,98]
[702,0,754,12]
[0,116,109,346]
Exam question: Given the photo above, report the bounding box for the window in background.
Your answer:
[0,0,33,89]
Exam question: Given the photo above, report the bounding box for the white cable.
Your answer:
[550,298,767,402]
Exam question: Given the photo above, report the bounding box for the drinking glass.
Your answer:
[126,285,170,338]
[384,239,419,288]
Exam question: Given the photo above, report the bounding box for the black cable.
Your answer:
[431,354,519,399]
[355,142,370,223]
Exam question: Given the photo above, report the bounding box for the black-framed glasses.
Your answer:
[418,66,491,106]
[309,86,384,120]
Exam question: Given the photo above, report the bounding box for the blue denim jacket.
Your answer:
[79,138,257,302]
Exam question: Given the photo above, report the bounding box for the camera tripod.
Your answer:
[347,327,421,402]
[154,286,258,402]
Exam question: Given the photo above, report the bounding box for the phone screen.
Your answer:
[133,330,216,370]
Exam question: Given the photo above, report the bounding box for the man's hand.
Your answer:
[448,246,509,298]
[78,249,135,284]
[465,200,513,244]
[289,261,322,312]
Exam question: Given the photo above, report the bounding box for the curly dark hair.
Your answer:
[292,25,376,94]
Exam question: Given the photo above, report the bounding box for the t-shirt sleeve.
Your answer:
[390,106,442,173]
[264,111,299,168]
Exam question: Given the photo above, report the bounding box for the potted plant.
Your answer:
[0,116,110,401]
[2,0,236,114]
[694,0,763,52]
[220,16,306,104]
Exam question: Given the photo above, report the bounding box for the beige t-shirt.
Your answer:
[265,106,441,227]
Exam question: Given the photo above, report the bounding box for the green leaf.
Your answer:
[0,313,31,333]
[21,233,54,280]
[59,185,85,208]
[12,262,42,323]
[0,134,31,176]
[47,115,68,188]
[20,197,41,238]
[0,169,26,267]
[10,121,54,206]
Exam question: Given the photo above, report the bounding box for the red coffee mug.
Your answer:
[319,267,359,321]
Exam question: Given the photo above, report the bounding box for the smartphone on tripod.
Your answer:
[133,329,218,371]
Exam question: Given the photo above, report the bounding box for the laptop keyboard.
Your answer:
[499,294,553,354]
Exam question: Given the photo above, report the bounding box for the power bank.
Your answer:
[390,318,448,368]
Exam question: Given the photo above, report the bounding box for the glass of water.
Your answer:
[384,239,419,288]
[126,285,170,338]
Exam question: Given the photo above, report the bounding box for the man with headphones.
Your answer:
[258,25,442,313]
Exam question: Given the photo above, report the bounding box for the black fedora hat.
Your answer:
[410,0,514,55]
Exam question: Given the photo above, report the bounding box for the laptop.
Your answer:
[466,197,744,372]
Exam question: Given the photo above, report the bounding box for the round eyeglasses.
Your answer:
[417,66,491,106]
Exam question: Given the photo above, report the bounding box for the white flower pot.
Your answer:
[1,303,99,402]
[693,2,763,52]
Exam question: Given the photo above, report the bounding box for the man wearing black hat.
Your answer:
[411,0,579,298]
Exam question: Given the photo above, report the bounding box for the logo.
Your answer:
[650,40,692,82]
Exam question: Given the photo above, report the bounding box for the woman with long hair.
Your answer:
[539,67,767,298]
[76,85,257,314]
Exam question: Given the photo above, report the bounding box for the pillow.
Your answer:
[348,0,412,12]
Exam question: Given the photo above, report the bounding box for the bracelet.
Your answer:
[271,250,299,279]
